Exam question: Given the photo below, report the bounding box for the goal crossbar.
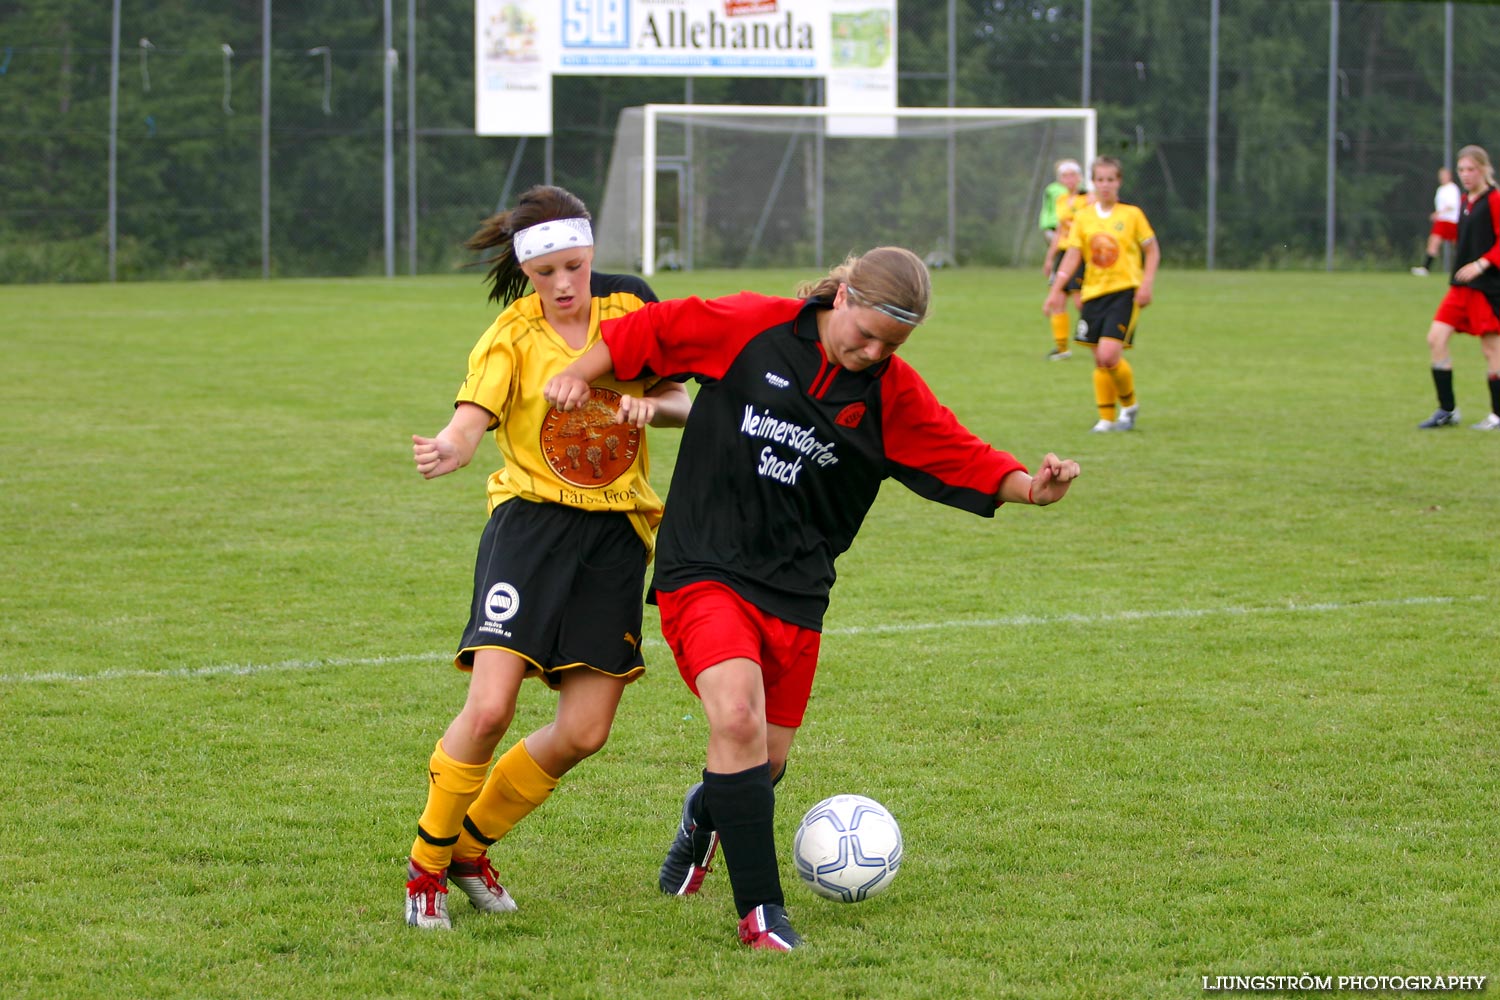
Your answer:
[608,103,1097,275]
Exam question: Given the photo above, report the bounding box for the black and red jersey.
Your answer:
[1454,187,1500,292]
[601,291,1027,630]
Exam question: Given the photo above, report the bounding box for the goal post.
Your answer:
[595,104,1096,276]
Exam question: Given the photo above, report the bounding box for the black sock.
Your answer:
[702,763,782,918]
[1488,372,1500,416]
[1424,255,1435,269]
[1432,367,1456,412]
[692,760,787,831]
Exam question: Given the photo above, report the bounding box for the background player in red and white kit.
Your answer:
[1412,166,1461,277]
[544,246,1080,951]
[1416,146,1500,430]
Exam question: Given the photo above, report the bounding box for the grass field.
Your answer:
[2,267,1497,999]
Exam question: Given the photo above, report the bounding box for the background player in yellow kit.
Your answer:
[1041,158,1090,360]
[1044,156,1160,432]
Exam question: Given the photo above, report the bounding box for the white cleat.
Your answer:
[1090,418,1117,433]
[1471,412,1500,431]
[1115,403,1138,431]
[449,854,519,913]
[405,861,452,930]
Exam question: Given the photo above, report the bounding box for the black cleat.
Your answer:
[658,782,720,895]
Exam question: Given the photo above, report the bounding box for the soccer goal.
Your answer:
[595,104,1096,275]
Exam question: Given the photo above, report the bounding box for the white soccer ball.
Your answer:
[792,793,903,902]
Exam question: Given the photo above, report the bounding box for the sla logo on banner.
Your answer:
[562,0,628,48]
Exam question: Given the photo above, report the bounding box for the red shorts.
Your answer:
[1433,285,1500,336]
[655,581,821,729]
[1430,220,1458,241]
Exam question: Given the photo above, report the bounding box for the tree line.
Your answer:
[0,0,1489,281]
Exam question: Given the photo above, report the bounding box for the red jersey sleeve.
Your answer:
[878,358,1027,515]
[1484,190,1500,268]
[601,292,803,381]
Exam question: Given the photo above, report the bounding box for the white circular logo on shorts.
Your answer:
[484,582,520,623]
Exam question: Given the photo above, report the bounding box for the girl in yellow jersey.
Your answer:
[1044,156,1161,432]
[403,185,690,929]
[1041,158,1090,360]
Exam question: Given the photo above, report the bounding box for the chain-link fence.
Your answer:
[2,0,1496,282]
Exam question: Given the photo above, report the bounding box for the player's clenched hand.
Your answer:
[544,373,592,411]
[1028,452,1080,506]
[412,433,461,480]
[615,394,656,428]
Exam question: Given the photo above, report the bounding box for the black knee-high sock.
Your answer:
[1432,367,1456,412]
[702,763,782,918]
[691,760,786,831]
[1488,372,1500,416]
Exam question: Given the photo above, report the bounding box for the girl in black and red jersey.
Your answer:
[1418,145,1500,430]
[544,246,1081,951]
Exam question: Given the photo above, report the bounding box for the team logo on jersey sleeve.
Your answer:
[541,386,640,487]
[1089,232,1120,268]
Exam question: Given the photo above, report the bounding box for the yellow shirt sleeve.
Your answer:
[457,315,518,430]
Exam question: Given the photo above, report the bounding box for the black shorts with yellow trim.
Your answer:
[1075,287,1139,347]
[1051,259,1086,294]
[456,499,648,688]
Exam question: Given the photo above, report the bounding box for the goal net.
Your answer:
[595,104,1095,275]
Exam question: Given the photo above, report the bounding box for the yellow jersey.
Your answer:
[1064,201,1156,302]
[456,278,665,553]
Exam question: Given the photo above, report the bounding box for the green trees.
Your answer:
[1,1,1496,279]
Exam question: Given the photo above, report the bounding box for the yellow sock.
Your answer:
[1110,358,1136,407]
[1049,312,1071,351]
[410,740,491,874]
[453,739,560,862]
[1093,366,1118,421]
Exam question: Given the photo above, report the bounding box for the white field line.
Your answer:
[0,594,1483,687]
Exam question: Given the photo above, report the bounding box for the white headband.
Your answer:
[513,217,593,263]
[1056,159,1082,177]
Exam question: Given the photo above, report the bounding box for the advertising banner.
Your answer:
[477,0,897,137]
[476,0,555,136]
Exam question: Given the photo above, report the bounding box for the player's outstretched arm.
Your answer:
[999,453,1080,507]
[544,339,617,411]
[618,379,691,429]
[412,402,491,480]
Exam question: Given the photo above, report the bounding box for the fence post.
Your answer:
[383,0,395,278]
[1207,0,1219,271]
[108,0,121,282]
[407,0,418,275]
[1325,0,1338,272]
[261,0,272,278]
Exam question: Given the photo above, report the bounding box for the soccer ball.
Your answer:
[792,794,903,902]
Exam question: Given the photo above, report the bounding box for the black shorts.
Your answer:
[1051,259,1086,294]
[456,500,648,687]
[1075,288,1139,346]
